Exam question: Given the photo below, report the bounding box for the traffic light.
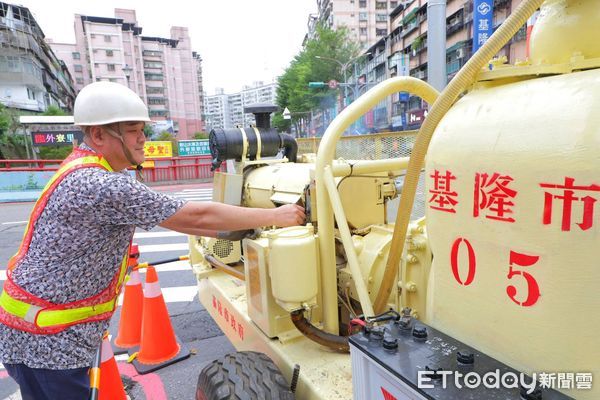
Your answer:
[308,82,326,88]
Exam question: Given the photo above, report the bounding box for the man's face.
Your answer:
[119,121,146,164]
[103,121,146,166]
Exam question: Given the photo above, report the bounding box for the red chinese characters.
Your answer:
[473,173,517,222]
[428,170,458,213]
[34,134,46,144]
[540,177,600,231]
[211,295,245,341]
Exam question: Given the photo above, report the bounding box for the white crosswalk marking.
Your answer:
[138,243,189,253]
[118,285,197,305]
[134,231,186,239]
[166,188,213,202]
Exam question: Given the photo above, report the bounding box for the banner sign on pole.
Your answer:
[473,0,493,53]
[31,131,83,147]
[178,140,210,156]
[144,141,173,158]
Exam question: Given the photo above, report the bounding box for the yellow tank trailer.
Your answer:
[191,1,599,399]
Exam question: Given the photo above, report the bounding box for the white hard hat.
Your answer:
[74,81,151,126]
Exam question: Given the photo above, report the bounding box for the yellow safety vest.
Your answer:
[0,148,131,334]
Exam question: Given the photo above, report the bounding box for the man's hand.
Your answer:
[273,204,305,227]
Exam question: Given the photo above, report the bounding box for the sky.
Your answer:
[15,0,317,95]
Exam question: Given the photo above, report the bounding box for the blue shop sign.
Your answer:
[473,0,493,53]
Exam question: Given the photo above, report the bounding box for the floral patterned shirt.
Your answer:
[0,144,185,369]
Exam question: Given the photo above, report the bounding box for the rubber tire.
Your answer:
[196,351,295,400]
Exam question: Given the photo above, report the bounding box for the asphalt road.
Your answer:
[0,185,234,400]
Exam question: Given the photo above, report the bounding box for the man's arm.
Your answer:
[159,202,305,234]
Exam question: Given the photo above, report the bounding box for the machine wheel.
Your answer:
[196,351,295,400]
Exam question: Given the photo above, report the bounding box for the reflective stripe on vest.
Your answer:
[0,289,117,327]
[0,149,131,332]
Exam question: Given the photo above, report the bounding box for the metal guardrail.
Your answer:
[296,130,419,160]
[0,156,216,183]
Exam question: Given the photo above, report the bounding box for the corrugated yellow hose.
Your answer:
[373,0,546,313]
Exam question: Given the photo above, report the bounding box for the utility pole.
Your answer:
[427,0,448,92]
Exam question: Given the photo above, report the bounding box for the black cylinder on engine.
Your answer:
[209,103,298,170]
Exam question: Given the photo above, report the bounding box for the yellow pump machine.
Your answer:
[191,0,599,399]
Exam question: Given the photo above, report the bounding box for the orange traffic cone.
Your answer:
[99,336,127,400]
[113,269,144,354]
[129,266,189,374]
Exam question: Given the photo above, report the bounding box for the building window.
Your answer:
[376,13,388,22]
[104,35,111,42]
[76,78,84,84]
[106,50,113,57]
[74,64,83,72]
[72,52,80,60]
[359,0,367,7]
[359,12,368,21]
[107,64,115,71]
[376,28,388,36]
[360,27,368,35]
[390,1,398,7]
[146,86,164,94]
[27,88,35,100]
[148,97,166,105]
[144,73,164,81]
[376,1,387,9]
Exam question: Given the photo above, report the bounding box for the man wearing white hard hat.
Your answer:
[0,82,305,399]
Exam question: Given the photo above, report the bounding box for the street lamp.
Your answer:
[314,52,371,107]
[122,64,132,88]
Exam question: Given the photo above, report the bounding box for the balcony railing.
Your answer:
[400,19,419,38]
[446,58,466,75]
[411,70,427,80]
[447,19,465,36]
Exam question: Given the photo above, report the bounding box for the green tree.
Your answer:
[192,131,209,139]
[157,131,174,141]
[143,124,154,138]
[42,105,67,116]
[0,104,10,139]
[0,104,27,159]
[275,23,360,135]
[271,112,291,133]
[39,146,72,160]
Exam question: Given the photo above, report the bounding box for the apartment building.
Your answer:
[193,52,205,130]
[385,0,527,130]
[340,0,528,132]
[49,9,203,139]
[204,82,278,131]
[0,2,76,113]
[315,0,401,48]
[204,89,229,130]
